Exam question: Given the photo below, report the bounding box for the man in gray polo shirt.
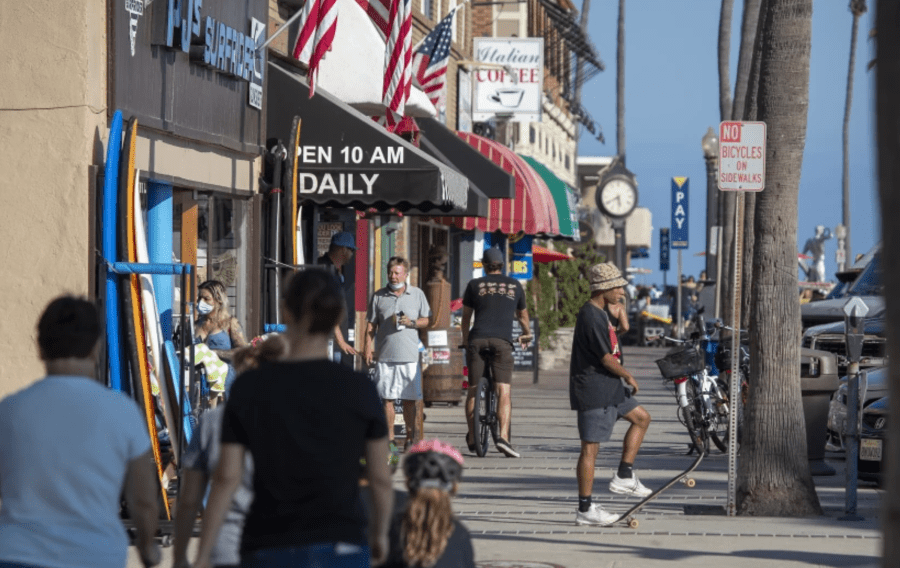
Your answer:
[364,256,431,451]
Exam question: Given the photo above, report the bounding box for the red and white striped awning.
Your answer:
[438,132,559,236]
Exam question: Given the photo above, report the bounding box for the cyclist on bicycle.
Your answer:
[461,247,532,458]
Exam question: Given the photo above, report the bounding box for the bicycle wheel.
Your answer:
[681,378,709,453]
[472,376,491,457]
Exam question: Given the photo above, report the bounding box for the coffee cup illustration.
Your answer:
[490,87,525,108]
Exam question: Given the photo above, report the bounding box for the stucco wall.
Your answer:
[0,0,107,393]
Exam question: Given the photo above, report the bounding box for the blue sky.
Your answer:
[577,1,878,287]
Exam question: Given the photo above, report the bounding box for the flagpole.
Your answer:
[256,5,308,54]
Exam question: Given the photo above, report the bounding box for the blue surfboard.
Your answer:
[164,340,194,448]
[103,111,124,391]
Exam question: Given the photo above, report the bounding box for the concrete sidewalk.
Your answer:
[424,345,883,568]
[132,345,883,567]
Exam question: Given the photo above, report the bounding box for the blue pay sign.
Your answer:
[660,227,670,271]
[671,177,689,248]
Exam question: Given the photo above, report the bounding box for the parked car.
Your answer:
[826,366,889,451]
[858,395,887,486]
[801,246,883,329]
[801,317,887,376]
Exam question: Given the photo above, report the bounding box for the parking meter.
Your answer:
[840,296,868,520]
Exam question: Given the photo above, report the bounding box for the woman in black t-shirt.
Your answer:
[193,269,394,568]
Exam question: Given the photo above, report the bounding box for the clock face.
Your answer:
[599,178,637,217]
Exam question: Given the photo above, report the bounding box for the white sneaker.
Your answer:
[575,503,618,526]
[609,473,652,498]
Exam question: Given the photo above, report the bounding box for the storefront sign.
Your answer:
[111,0,266,153]
[160,0,266,110]
[473,38,543,123]
[509,235,534,281]
[297,145,407,195]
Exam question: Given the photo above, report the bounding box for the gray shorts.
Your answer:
[577,396,641,443]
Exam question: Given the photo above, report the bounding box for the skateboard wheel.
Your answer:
[685,478,696,488]
[628,518,639,528]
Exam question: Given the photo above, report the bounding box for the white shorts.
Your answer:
[375,361,422,401]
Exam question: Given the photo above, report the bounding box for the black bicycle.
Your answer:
[469,345,501,457]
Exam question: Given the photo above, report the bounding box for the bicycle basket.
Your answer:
[656,347,705,379]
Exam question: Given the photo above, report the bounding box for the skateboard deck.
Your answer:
[118,117,171,520]
[614,450,705,528]
[103,111,125,392]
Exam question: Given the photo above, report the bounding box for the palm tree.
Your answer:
[717,0,735,327]
[875,1,900,561]
[738,0,821,516]
[841,0,867,270]
[737,0,763,331]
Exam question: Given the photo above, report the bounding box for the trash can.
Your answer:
[800,348,839,476]
[422,328,463,406]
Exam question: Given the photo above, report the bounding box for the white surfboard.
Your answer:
[135,174,179,462]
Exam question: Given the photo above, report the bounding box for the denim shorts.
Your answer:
[577,395,641,443]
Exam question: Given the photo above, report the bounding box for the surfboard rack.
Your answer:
[107,261,196,467]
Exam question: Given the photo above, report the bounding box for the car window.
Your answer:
[848,253,881,296]
[825,281,849,300]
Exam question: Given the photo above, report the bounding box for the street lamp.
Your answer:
[701,127,720,281]
[701,127,721,320]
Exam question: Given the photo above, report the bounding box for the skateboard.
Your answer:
[614,449,705,528]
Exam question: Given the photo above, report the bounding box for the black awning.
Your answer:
[267,61,468,214]
[419,136,489,218]
[417,117,515,200]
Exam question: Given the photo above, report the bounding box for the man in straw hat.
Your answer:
[570,262,652,526]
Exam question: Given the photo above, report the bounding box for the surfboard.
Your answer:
[103,111,124,392]
[134,172,179,463]
[163,340,194,449]
[282,116,301,266]
[118,117,171,519]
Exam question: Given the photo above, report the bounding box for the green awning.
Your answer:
[519,155,579,240]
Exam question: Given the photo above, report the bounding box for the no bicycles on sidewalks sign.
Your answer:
[718,121,766,191]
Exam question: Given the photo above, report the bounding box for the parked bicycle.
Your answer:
[656,322,749,454]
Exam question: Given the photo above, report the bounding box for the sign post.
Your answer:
[719,121,766,517]
[659,228,670,288]
[671,178,689,337]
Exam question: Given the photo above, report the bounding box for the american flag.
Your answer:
[293,0,340,97]
[356,0,412,129]
[412,5,462,111]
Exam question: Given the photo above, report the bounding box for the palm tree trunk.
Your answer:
[739,0,765,331]
[616,0,625,160]
[875,2,900,562]
[738,0,821,516]
[842,0,867,267]
[718,0,735,327]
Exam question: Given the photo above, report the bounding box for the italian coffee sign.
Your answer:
[473,38,543,123]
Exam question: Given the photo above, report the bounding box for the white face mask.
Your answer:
[389,282,405,291]
[197,300,214,315]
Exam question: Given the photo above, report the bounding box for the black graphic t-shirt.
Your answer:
[462,274,526,344]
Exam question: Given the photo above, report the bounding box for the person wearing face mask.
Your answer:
[364,257,431,453]
[317,231,357,367]
[195,280,249,404]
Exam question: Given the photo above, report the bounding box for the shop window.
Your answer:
[173,190,250,331]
